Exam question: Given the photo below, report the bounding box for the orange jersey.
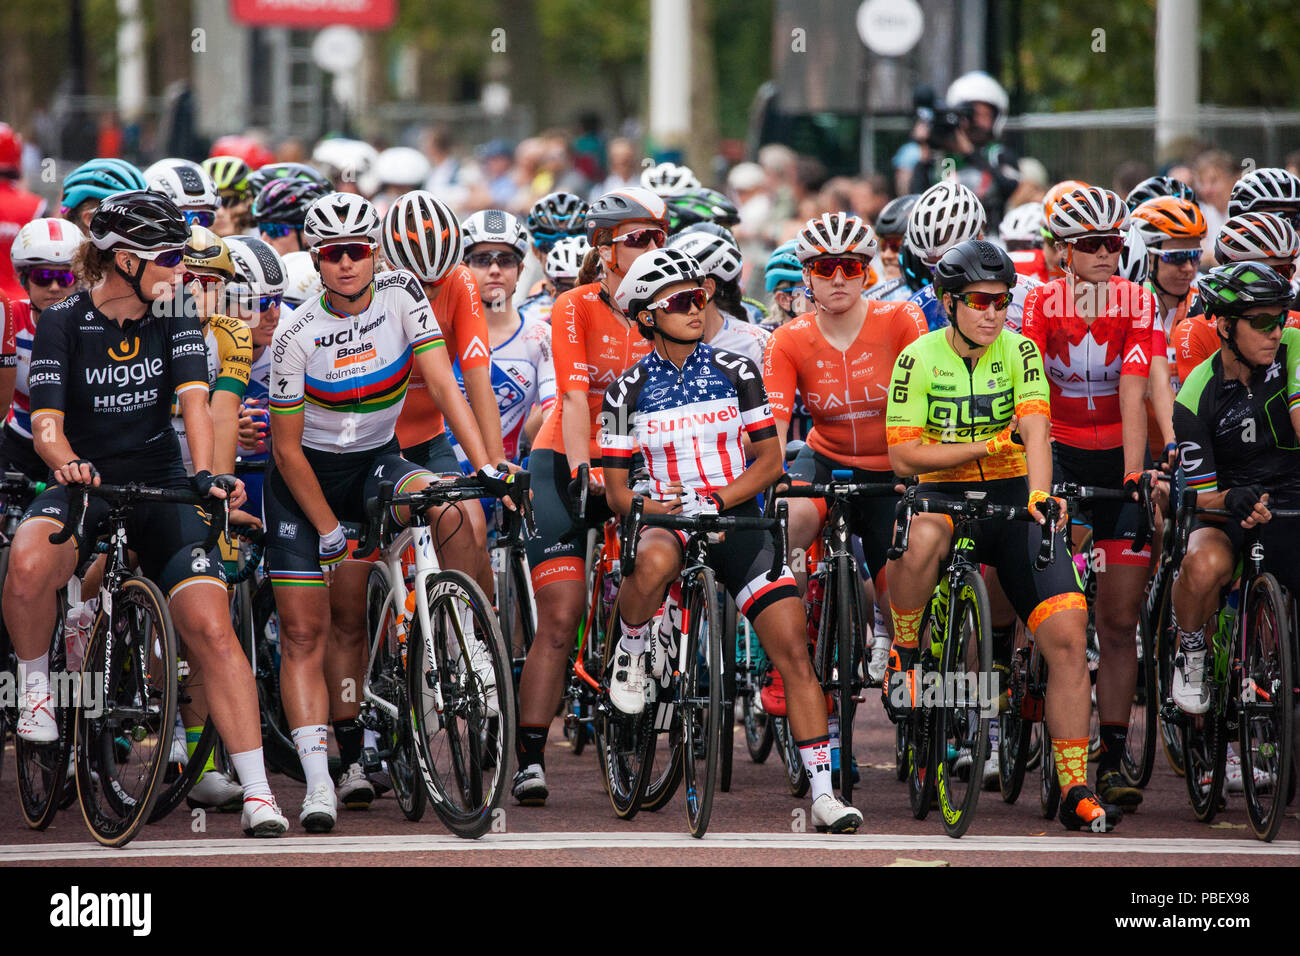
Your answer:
[1173,310,1300,383]
[534,282,654,460]
[395,264,491,449]
[763,301,928,470]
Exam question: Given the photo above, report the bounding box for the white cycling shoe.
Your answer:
[300,783,337,833]
[811,793,862,833]
[609,639,649,715]
[1172,649,1210,715]
[241,795,289,837]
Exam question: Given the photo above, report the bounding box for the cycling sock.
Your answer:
[292,725,332,793]
[332,717,363,771]
[229,747,272,802]
[517,723,548,770]
[889,602,924,650]
[1176,624,1206,653]
[618,614,651,656]
[186,725,218,774]
[1098,722,1127,773]
[17,653,50,691]
[1052,736,1090,792]
[796,736,833,803]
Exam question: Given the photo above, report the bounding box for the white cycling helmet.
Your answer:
[906,181,987,265]
[998,202,1045,245]
[380,190,462,283]
[946,71,1011,138]
[144,158,219,211]
[312,137,379,189]
[1046,185,1129,241]
[226,235,287,297]
[462,209,530,259]
[280,250,321,307]
[1116,224,1149,283]
[1215,212,1300,263]
[795,212,879,263]
[373,146,431,189]
[667,229,743,283]
[303,192,382,248]
[545,235,590,283]
[640,161,700,196]
[11,217,85,269]
[1227,167,1300,218]
[613,247,702,317]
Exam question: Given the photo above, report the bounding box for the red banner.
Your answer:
[229,0,396,30]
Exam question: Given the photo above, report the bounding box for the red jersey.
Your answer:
[1021,275,1159,450]
[0,181,46,303]
[395,264,491,449]
[535,282,654,461]
[762,301,928,470]
[1010,248,1049,284]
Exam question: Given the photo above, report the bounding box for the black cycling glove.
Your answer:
[1225,484,1266,520]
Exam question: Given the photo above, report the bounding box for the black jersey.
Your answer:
[28,291,210,483]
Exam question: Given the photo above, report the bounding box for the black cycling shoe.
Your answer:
[1059,784,1122,832]
[882,644,919,724]
[1096,769,1143,809]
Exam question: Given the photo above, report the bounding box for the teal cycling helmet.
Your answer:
[60,158,147,215]
[764,239,802,292]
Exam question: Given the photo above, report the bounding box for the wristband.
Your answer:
[1163,443,1178,457]
[708,491,726,512]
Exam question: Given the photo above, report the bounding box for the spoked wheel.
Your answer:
[1038,652,1060,820]
[772,715,808,797]
[999,644,1033,804]
[1182,704,1228,823]
[1157,626,1186,777]
[934,569,992,838]
[595,592,656,818]
[907,612,937,820]
[681,567,722,838]
[1238,574,1293,841]
[742,674,773,763]
[833,558,865,803]
[1122,611,1159,788]
[894,722,908,782]
[719,594,736,793]
[408,570,514,839]
[16,595,73,831]
[147,710,215,823]
[75,577,178,847]
[367,565,424,823]
[252,580,300,781]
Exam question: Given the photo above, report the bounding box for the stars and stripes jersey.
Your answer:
[909,272,1041,333]
[395,264,490,449]
[1173,327,1300,498]
[1020,275,1159,450]
[269,270,444,454]
[600,343,778,502]
[5,298,37,439]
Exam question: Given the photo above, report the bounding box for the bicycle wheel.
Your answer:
[147,711,215,823]
[999,644,1033,804]
[772,715,808,797]
[1038,652,1060,819]
[1182,706,1228,823]
[569,537,608,756]
[718,593,736,793]
[907,610,937,819]
[743,652,773,764]
[407,570,514,839]
[1156,611,1185,777]
[15,593,73,831]
[681,567,722,837]
[367,565,425,823]
[1238,573,1293,841]
[834,556,865,803]
[1122,596,1160,787]
[934,568,992,838]
[252,580,300,781]
[75,576,178,847]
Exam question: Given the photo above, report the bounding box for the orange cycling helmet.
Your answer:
[1130,196,1206,248]
[1041,180,1090,231]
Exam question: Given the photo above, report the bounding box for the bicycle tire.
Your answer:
[907,610,937,819]
[0,542,11,782]
[569,536,607,757]
[894,722,908,781]
[1156,609,1186,777]
[1182,705,1227,823]
[682,566,722,837]
[15,590,72,831]
[1026,723,1042,771]
[75,576,178,847]
[595,622,656,818]
[252,580,301,781]
[367,564,425,823]
[834,556,866,803]
[1238,573,1293,841]
[772,715,808,797]
[742,643,773,763]
[1122,610,1158,788]
[408,569,514,839]
[148,712,216,823]
[1038,652,1060,819]
[999,644,1032,804]
[935,568,992,838]
[719,592,736,793]
[637,588,685,813]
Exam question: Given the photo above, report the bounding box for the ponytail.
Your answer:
[578,228,611,286]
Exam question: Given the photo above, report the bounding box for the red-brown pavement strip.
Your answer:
[0,704,1295,865]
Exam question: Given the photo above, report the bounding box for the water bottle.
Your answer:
[64,598,97,673]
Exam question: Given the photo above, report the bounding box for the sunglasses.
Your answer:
[532,230,565,251]
[183,210,216,228]
[259,222,296,240]
[466,250,523,269]
[183,271,225,289]
[1157,249,1202,266]
[1070,234,1124,255]
[952,290,1014,311]
[878,235,904,253]
[134,248,186,267]
[1271,261,1297,281]
[1243,310,1287,332]
[26,268,76,288]
[808,256,867,280]
[647,288,707,314]
[316,242,375,263]
[248,294,283,312]
[611,228,666,249]
[776,284,811,299]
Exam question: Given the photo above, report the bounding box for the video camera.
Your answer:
[913,85,974,150]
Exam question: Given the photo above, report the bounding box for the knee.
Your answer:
[535,599,581,655]
[1180,546,1231,593]
[901,515,948,566]
[6,548,54,600]
[633,545,679,592]
[279,615,326,657]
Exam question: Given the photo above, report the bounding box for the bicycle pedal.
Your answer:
[360,746,382,774]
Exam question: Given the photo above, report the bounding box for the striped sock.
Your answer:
[796,736,833,803]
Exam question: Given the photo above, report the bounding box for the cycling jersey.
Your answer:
[1174,326,1300,499]
[1144,283,1203,459]
[4,297,34,437]
[1021,275,1158,450]
[535,281,653,461]
[1010,248,1049,284]
[908,272,1041,333]
[28,290,209,484]
[708,313,769,367]
[447,313,556,466]
[886,327,1050,483]
[864,278,914,303]
[518,288,554,326]
[0,181,46,302]
[763,301,928,470]
[601,342,778,503]
[395,264,490,450]
[171,313,252,470]
[269,270,443,454]
[1174,310,1300,384]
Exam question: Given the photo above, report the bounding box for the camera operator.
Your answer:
[908,71,1020,226]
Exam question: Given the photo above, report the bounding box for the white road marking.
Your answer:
[0,831,1294,862]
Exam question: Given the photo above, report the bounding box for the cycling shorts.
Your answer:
[915,477,1085,633]
[1191,495,1300,600]
[525,448,614,592]
[788,442,899,583]
[1052,441,1150,567]
[263,437,430,588]
[20,481,227,600]
[402,431,463,476]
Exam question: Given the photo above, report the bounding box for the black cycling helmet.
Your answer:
[526,191,588,242]
[664,187,740,234]
[89,189,190,252]
[932,239,1016,293]
[245,162,330,203]
[1199,261,1293,318]
[677,221,738,244]
[252,178,331,228]
[584,186,668,237]
[875,193,919,238]
[899,239,933,292]
[1125,175,1197,210]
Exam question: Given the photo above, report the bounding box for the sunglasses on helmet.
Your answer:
[466,250,523,269]
[808,256,867,280]
[134,248,186,268]
[25,267,76,288]
[952,290,1014,311]
[647,288,707,314]
[183,209,217,229]
[1070,234,1124,255]
[1157,249,1203,266]
[259,222,296,240]
[1270,261,1297,281]
[316,242,375,263]
[611,228,666,249]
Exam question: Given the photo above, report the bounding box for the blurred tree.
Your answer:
[536,0,648,122]
[713,0,772,139]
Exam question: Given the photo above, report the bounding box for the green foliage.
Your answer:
[536,0,648,74]
[713,0,772,138]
